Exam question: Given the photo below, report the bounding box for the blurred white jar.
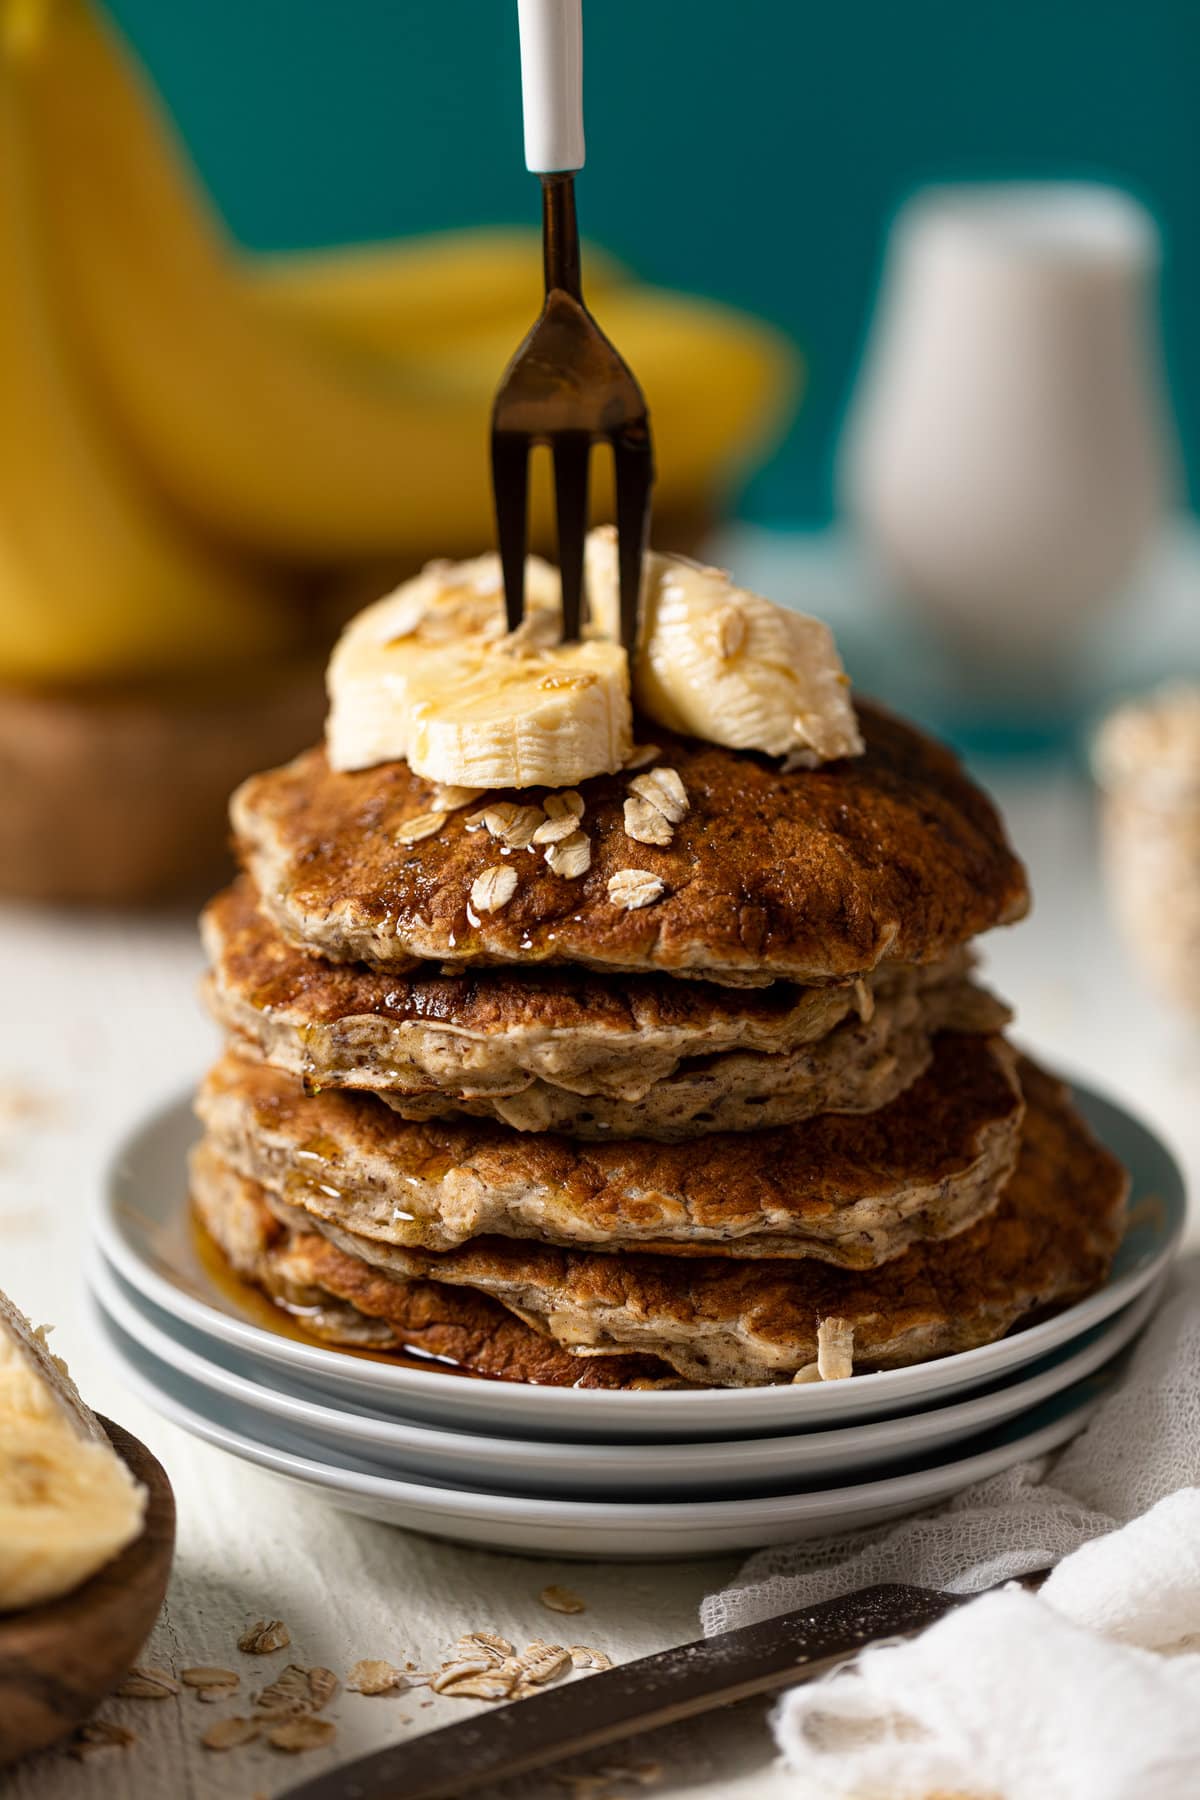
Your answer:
[841,184,1173,677]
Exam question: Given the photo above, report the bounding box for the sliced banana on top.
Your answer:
[0,1289,147,1612]
[585,526,863,765]
[327,552,631,788]
[326,536,860,788]
[407,637,630,790]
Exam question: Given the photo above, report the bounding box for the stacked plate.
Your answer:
[88,1075,1182,1560]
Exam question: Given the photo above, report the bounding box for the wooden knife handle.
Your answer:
[282,1582,965,1800]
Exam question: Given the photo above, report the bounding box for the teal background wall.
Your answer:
[108,0,1198,527]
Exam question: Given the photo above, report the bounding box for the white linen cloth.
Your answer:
[701,1258,1200,1798]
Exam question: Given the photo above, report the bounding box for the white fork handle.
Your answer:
[517,0,585,173]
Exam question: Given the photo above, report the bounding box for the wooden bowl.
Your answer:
[0,1419,176,1767]
[0,657,326,906]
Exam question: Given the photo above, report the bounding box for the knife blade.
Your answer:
[282,1581,967,1800]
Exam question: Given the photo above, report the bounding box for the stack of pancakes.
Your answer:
[192,701,1128,1388]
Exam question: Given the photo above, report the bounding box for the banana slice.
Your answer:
[327,553,631,787]
[0,1289,146,1612]
[585,526,863,764]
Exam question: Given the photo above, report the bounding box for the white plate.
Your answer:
[93,1310,1111,1559]
[94,1080,1184,1441]
[89,1249,1162,1499]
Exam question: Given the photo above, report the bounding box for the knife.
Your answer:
[282,1581,971,1800]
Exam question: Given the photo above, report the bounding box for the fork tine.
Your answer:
[491,431,530,632]
[553,433,590,641]
[613,425,654,652]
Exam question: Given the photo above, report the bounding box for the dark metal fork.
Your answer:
[492,0,653,650]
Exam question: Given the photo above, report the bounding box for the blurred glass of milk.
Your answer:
[840,185,1174,692]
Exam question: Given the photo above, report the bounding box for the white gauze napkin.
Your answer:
[700,1257,1200,1798]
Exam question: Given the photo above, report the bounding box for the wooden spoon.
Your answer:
[0,1418,175,1766]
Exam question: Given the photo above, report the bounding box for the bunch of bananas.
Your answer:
[0,0,799,687]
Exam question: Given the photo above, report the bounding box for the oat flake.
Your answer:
[629,767,688,823]
[607,869,665,911]
[68,1721,137,1758]
[623,796,673,847]
[541,1584,587,1615]
[532,813,580,845]
[116,1666,180,1699]
[816,1315,855,1381]
[347,1658,405,1695]
[545,831,591,879]
[471,865,518,913]
[181,1666,240,1692]
[544,790,585,820]
[267,1716,336,1753]
[202,1716,261,1751]
[238,1619,290,1655]
[396,810,447,844]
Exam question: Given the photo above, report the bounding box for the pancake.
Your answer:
[196,1033,1025,1264]
[231,701,1028,986]
[193,1057,1126,1386]
[204,881,1008,1137]
[189,1143,679,1389]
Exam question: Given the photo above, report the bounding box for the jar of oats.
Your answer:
[1093,683,1200,1014]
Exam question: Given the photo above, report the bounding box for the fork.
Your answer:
[492,0,654,650]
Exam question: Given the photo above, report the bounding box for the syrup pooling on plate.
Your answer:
[190,1213,481,1377]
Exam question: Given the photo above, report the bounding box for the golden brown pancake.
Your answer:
[204,881,1008,1138]
[230,702,1028,985]
[190,1144,679,1388]
[196,1034,1024,1264]
[193,1057,1126,1386]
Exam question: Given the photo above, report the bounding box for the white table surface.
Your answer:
[3,536,1198,1799]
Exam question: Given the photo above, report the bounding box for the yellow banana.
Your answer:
[7,0,798,563]
[0,62,294,685]
[3,0,541,560]
[246,228,627,359]
[416,292,800,530]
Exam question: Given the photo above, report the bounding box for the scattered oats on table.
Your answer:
[569,1645,614,1671]
[457,1630,515,1662]
[541,1583,587,1615]
[437,1670,517,1701]
[267,1716,337,1754]
[68,1721,137,1758]
[306,1667,339,1710]
[347,1658,406,1695]
[181,1666,239,1695]
[254,1662,319,1715]
[237,1618,290,1655]
[519,1640,571,1684]
[430,1658,494,1693]
[201,1716,262,1752]
[115,1666,179,1699]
